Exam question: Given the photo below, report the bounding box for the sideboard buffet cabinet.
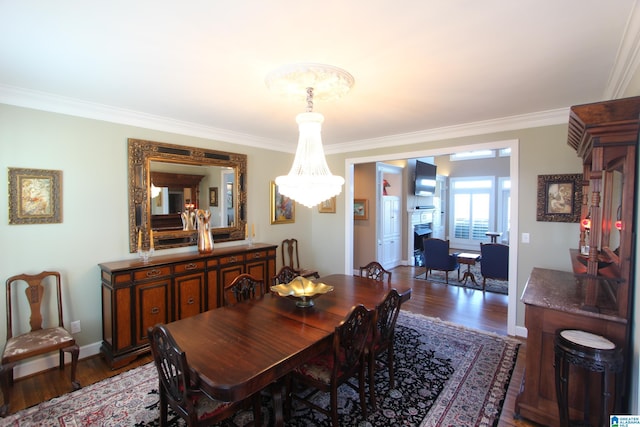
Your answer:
[99,243,277,368]
[516,97,638,425]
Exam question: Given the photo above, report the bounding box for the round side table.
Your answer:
[554,329,624,427]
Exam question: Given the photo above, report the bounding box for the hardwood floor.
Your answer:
[2,266,542,426]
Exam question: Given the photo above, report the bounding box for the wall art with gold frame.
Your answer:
[318,196,336,213]
[270,181,295,224]
[354,198,368,220]
[8,167,62,224]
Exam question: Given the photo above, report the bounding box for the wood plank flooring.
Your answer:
[2,266,543,426]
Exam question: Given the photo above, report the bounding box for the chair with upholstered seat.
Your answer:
[368,288,410,409]
[0,271,80,416]
[281,238,320,279]
[224,273,265,306]
[359,261,392,284]
[479,243,509,290]
[148,324,262,426]
[422,238,459,284]
[287,304,375,426]
[271,265,299,287]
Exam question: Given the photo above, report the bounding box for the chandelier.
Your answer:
[266,63,354,208]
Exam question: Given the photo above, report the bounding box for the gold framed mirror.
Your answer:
[128,138,247,252]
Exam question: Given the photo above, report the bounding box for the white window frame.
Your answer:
[449,176,495,251]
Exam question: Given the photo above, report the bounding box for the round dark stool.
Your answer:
[554,329,624,427]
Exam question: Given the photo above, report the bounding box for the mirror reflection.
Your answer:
[149,162,236,230]
[128,138,247,252]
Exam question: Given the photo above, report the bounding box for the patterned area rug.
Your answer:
[415,263,508,295]
[3,311,519,427]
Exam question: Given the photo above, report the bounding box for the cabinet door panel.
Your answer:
[175,272,205,320]
[135,280,170,346]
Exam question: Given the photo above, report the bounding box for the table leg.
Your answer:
[460,263,478,286]
[271,380,285,426]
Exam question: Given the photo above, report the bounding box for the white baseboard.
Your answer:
[12,341,102,380]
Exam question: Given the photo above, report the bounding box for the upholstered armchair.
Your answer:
[422,238,459,284]
[479,243,509,289]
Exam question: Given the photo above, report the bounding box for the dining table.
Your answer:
[163,273,412,426]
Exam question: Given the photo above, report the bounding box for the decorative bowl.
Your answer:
[270,276,334,307]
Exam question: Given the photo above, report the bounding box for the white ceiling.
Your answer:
[1,1,639,154]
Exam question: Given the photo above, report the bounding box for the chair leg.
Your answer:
[64,344,81,390]
[330,383,339,427]
[368,352,377,409]
[0,363,14,417]
[252,392,262,427]
[387,346,395,389]
[445,271,449,284]
[358,365,368,419]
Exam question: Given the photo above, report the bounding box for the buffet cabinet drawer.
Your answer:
[133,266,171,281]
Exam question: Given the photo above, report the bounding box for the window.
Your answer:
[449,177,494,250]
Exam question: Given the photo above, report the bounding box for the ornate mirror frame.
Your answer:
[128,138,247,252]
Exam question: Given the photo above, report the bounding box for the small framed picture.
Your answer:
[209,187,218,206]
[318,196,336,213]
[536,173,582,223]
[270,181,295,224]
[353,199,368,220]
[9,167,62,224]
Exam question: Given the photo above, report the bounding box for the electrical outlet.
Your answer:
[70,320,81,334]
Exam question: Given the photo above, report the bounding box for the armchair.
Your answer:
[422,238,459,284]
[479,243,509,289]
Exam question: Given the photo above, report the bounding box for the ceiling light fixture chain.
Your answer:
[306,87,314,113]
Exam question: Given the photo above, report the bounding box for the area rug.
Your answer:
[415,264,508,295]
[3,311,519,427]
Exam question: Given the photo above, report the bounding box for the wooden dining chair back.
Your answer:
[281,238,320,279]
[271,265,299,287]
[224,273,265,306]
[288,304,375,426]
[359,261,392,284]
[0,271,80,416]
[368,288,410,409]
[148,324,261,426]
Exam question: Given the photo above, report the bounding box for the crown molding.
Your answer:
[324,108,570,155]
[0,84,291,153]
[1,84,569,156]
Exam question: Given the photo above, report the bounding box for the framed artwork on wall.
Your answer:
[8,167,62,224]
[318,196,336,213]
[536,173,582,223]
[353,198,368,220]
[209,187,218,206]
[270,181,295,224]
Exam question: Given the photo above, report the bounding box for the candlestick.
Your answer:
[149,228,154,250]
[137,229,142,251]
[252,223,255,238]
[245,223,248,239]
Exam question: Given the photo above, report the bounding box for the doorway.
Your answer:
[344,139,519,336]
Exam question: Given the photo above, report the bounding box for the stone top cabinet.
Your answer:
[517,97,638,425]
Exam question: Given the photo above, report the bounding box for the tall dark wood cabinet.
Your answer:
[516,97,638,426]
[100,243,277,368]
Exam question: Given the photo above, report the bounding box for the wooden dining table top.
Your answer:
[163,273,412,403]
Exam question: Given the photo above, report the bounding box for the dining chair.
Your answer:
[271,265,299,287]
[224,273,265,306]
[147,324,262,427]
[0,271,80,416]
[287,304,375,426]
[367,288,410,409]
[359,261,392,284]
[479,243,509,289]
[281,238,320,279]
[422,238,459,284]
